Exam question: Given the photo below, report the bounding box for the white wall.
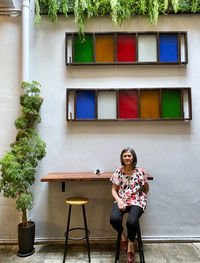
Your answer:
[0,15,21,241]
[1,13,200,242]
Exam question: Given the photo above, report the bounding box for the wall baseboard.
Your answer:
[0,236,200,245]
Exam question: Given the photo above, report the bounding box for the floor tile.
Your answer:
[0,243,200,263]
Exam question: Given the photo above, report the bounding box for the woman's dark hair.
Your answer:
[120,147,137,167]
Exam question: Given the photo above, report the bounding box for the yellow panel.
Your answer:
[95,36,114,62]
[140,90,160,119]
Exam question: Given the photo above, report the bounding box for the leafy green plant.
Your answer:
[35,0,200,37]
[0,81,46,227]
[192,0,199,12]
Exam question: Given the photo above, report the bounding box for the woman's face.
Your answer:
[122,151,134,166]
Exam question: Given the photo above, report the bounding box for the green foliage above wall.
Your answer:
[35,0,200,36]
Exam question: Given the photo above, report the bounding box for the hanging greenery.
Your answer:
[35,0,200,36]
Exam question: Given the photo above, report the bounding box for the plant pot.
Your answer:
[18,221,35,257]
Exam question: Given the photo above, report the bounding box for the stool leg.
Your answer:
[115,232,121,263]
[82,204,91,262]
[137,222,145,263]
[63,205,72,263]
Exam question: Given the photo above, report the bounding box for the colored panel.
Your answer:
[159,34,178,62]
[181,34,186,63]
[117,35,136,62]
[183,89,189,118]
[68,90,74,120]
[67,36,72,64]
[119,91,138,119]
[140,90,160,119]
[76,91,95,119]
[98,91,116,119]
[138,34,157,62]
[162,90,181,118]
[74,35,93,63]
[95,35,114,62]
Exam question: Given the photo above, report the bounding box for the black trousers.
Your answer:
[110,203,143,242]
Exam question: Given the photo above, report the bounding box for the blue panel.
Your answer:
[76,91,95,119]
[159,34,178,62]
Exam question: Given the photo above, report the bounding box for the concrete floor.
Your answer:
[0,243,200,263]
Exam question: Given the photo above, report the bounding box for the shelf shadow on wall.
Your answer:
[65,64,187,80]
[66,120,191,136]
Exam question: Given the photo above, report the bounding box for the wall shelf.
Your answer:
[65,31,188,66]
[66,88,192,121]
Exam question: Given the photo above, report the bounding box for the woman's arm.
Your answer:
[144,181,149,195]
[111,183,126,211]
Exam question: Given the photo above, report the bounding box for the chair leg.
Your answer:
[137,222,145,263]
[82,204,91,262]
[115,232,121,263]
[63,205,72,263]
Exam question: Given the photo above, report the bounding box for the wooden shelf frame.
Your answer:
[66,87,192,122]
[65,31,188,66]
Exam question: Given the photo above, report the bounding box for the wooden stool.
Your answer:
[63,197,90,263]
[115,221,145,263]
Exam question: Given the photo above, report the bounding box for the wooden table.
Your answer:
[41,172,153,192]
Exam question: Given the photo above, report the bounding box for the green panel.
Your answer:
[74,35,93,62]
[162,90,181,118]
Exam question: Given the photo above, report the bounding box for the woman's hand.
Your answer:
[112,183,126,211]
[117,199,126,211]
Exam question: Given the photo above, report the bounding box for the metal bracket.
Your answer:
[62,182,65,192]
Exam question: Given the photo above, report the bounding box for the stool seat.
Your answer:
[66,197,88,205]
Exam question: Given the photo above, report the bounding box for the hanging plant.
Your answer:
[164,0,169,11]
[148,0,159,24]
[171,0,179,13]
[36,0,200,36]
[34,0,41,24]
[48,0,58,26]
[139,0,147,15]
[60,0,68,17]
[74,0,95,38]
[192,0,199,12]
[110,0,119,24]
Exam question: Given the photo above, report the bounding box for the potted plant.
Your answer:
[0,81,46,257]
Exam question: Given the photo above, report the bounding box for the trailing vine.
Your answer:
[34,0,41,24]
[61,0,68,17]
[192,0,199,12]
[171,0,179,12]
[48,0,58,26]
[148,0,159,25]
[35,0,200,36]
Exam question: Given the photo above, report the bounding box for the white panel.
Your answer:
[181,34,186,63]
[68,90,74,120]
[183,89,189,119]
[138,34,157,62]
[67,36,72,64]
[98,91,116,119]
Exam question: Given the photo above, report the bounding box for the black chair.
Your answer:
[63,197,90,263]
[115,221,145,263]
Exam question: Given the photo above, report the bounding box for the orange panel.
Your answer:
[95,35,114,62]
[140,90,160,119]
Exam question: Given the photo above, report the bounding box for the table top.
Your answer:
[40,172,153,182]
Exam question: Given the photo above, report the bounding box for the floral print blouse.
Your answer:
[110,167,148,211]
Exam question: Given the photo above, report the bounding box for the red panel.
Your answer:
[117,35,136,62]
[119,91,138,119]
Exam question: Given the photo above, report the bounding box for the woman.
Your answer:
[110,147,149,263]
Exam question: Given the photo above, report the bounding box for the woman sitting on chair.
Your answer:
[110,147,150,263]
